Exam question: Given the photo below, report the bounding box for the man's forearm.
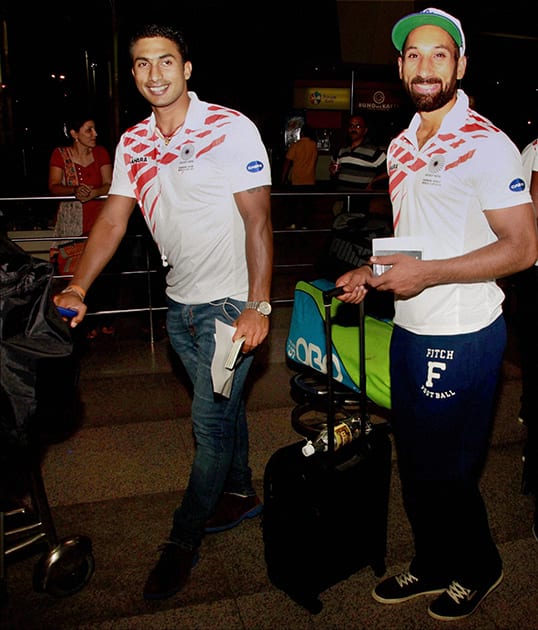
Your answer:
[69,218,126,293]
[245,223,273,301]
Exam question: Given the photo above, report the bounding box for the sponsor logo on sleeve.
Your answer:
[509,178,526,192]
[247,160,264,173]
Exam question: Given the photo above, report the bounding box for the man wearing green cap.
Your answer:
[335,7,538,622]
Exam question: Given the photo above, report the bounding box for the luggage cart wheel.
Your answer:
[32,535,95,597]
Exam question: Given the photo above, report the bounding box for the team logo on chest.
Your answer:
[428,154,445,174]
[420,154,445,187]
[180,144,195,161]
[176,142,196,173]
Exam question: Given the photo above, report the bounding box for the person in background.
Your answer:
[48,115,115,340]
[281,123,318,229]
[329,112,387,215]
[54,23,273,600]
[514,136,538,540]
[334,7,538,621]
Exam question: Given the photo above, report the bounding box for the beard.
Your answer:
[405,73,458,112]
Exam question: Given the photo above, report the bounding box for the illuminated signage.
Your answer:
[294,87,351,110]
[355,85,405,111]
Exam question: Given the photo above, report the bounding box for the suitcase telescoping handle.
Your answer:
[322,287,368,456]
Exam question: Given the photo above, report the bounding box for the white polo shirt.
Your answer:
[387,90,531,335]
[110,92,271,304]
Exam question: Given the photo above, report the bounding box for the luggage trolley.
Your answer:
[0,234,95,606]
[0,466,94,606]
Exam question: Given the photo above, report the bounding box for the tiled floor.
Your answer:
[1,305,537,630]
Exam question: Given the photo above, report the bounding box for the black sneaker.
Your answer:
[428,571,503,621]
[372,570,446,604]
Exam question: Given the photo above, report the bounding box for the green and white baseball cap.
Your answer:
[392,7,466,56]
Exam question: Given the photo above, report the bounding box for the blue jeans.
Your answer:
[390,317,505,584]
[166,297,256,551]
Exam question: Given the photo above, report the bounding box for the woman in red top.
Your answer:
[49,115,114,339]
[48,116,112,234]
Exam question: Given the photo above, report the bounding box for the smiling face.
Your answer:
[398,24,466,113]
[131,36,192,111]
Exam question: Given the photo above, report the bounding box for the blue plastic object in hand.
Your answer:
[57,306,78,318]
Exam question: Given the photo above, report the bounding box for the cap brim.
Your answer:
[392,13,463,53]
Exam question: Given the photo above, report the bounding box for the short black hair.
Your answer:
[301,124,317,141]
[129,24,190,62]
[349,111,367,125]
[64,112,96,138]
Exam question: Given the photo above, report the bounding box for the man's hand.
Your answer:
[232,308,270,353]
[335,265,373,304]
[53,290,87,327]
[369,254,427,299]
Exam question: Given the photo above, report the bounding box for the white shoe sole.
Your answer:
[427,571,504,621]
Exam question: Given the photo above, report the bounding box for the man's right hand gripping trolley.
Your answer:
[262,282,393,613]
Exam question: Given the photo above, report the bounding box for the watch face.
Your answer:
[258,301,272,316]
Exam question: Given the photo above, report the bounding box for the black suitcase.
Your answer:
[262,287,392,613]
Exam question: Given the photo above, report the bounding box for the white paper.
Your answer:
[211,319,239,398]
[372,236,424,254]
[225,336,246,369]
[372,237,424,276]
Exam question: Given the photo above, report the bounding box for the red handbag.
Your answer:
[54,240,86,276]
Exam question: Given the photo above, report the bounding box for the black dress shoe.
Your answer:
[143,542,198,600]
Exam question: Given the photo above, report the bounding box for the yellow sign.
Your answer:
[294,87,351,110]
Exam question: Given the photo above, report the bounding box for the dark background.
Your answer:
[0,1,536,194]
[0,1,342,192]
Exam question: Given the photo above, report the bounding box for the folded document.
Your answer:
[211,319,245,397]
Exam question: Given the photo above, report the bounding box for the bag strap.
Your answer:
[58,147,79,187]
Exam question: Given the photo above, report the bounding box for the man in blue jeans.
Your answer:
[54,24,273,600]
[335,7,538,622]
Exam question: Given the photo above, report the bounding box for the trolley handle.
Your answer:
[323,286,345,304]
[322,286,368,452]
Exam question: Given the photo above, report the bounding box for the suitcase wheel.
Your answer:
[33,535,95,597]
